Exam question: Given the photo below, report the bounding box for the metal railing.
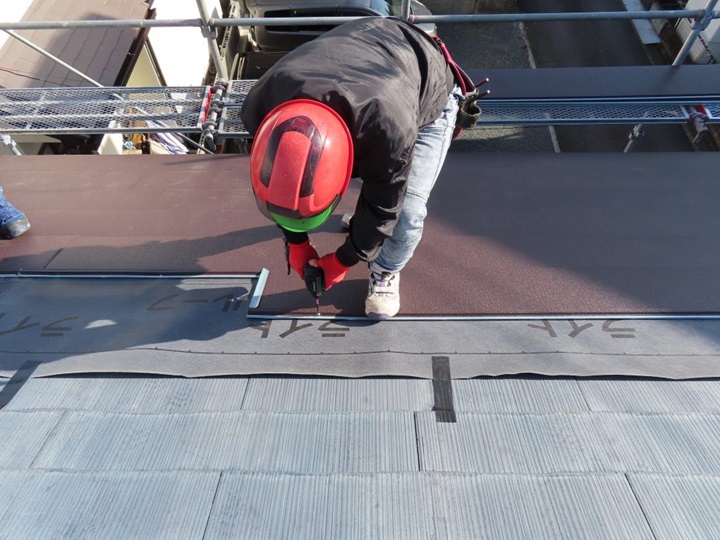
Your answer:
[0,2,717,84]
[1,9,719,30]
[1,0,719,154]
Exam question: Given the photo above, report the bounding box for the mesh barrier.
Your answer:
[478,100,695,125]
[0,86,209,134]
[216,80,256,136]
[224,80,256,107]
[1,82,718,138]
[704,102,719,119]
[218,106,247,135]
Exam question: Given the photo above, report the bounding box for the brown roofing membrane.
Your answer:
[2,152,720,318]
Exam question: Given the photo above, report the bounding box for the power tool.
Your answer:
[303,264,325,315]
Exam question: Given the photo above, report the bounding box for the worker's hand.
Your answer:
[286,239,319,278]
[315,253,350,290]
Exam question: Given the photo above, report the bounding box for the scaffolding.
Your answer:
[1,0,719,151]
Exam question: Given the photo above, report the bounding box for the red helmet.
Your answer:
[250,99,353,232]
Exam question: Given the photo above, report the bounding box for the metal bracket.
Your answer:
[0,134,23,155]
[687,105,710,144]
[249,268,269,309]
[200,20,218,40]
[623,124,645,152]
[200,81,228,152]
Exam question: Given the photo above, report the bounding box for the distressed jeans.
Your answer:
[374,85,462,272]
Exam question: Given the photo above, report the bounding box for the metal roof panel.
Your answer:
[454,379,588,412]
[203,472,656,540]
[417,412,720,474]
[438,474,654,539]
[5,377,249,413]
[242,378,434,411]
[205,473,436,540]
[628,473,720,539]
[580,379,720,413]
[0,411,63,468]
[0,470,219,540]
[32,411,419,473]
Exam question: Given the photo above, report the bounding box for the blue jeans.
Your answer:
[374,86,462,272]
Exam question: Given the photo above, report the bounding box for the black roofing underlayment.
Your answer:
[2,153,720,318]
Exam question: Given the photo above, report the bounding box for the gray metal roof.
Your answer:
[2,376,720,538]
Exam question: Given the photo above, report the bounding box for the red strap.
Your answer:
[431,36,475,95]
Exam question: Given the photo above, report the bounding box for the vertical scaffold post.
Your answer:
[195,0,229,81]
[400,0,412,21]
[673,0,719,66]
[624,0,719,152]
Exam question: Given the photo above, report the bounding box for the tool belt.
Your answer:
[429,34,488,137]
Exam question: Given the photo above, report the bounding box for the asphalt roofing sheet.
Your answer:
[3,275,720,379]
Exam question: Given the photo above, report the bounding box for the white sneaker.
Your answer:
[341,212,353,230]
[365,262,400,319]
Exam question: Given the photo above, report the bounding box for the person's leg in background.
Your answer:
[0,185,31,239]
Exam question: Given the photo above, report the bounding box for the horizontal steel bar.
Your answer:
[477,118,695,126]
[2,113,198,123]
[0,10,717,31]
[0,18,203,30]
[486,96,720,104]
[0,126,203,135]
[246,312,720,322]
[0,86,207,96]
[0,272,258,279]
[412,10,718,23]
[0,99,200,108]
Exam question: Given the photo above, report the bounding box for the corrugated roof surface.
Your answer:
[0,470,218,539]
[5,377,250,412]
[31,411,419,472]
[628,474,720,539]
[0,411,63,467]
[203,473,657,539]
[582,379,720,412]
[2,376,720,538]
[418,411,720,474]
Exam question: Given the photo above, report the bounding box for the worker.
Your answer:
[242,16,480,319]
[0,185,30,239]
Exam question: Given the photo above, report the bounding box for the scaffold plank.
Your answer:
[0,86,210,135]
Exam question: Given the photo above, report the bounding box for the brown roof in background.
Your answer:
[0,0,152,89]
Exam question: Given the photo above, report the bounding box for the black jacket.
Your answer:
[241,17,454,266]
